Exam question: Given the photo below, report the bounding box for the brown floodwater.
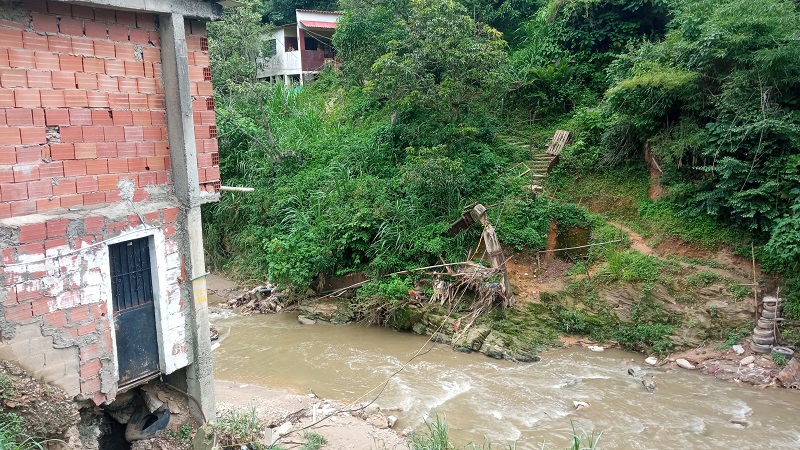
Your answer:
[211,311,800,449]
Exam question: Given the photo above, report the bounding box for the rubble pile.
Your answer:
[224,285,285,315]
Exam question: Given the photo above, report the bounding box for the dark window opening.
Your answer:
[284,37,298,52]
[304,37,318,51]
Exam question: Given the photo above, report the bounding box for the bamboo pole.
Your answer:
[751,243,758,320]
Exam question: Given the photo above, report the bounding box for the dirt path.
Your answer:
[607,221,753,283]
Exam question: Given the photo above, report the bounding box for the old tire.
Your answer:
[762,304,782,312]
[757,318,774,329]
[752,336,775,345]
[761,310,778,319]
[753,328,774,339]
[772,346,795,359]
[750,342,773,354]
[125,408,170,442]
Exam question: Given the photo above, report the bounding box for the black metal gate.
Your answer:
[109,237,160,385]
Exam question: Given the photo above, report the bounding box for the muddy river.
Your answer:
[211,312,800,449]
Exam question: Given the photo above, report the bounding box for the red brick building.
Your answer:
[0,0,222,430]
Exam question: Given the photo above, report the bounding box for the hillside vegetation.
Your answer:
[204,0,800,348]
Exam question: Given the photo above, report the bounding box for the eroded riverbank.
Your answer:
[211,311,800,449]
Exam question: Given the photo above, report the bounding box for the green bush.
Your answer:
[602,250,664,283]
[614,323,674,355]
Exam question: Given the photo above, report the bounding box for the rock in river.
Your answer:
[676,358,696,370]
[644,356,658,366]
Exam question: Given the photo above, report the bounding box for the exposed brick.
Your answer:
[52,177,77,195]
[103,126,124,141]
[15,146,41,163]
[85,159,108,175]
[64,90,88,107]
[48,141,72,157]
[83,124,106,141]
[105,59,125,77]
[5,302,33,322]
[58,17,84,36]
[135,142,154,156]
[47,0,73,16]
[20,128,46,145]
[51,71,76,89]
[9,199,35,217]
[43,310,66,328]
[22,0,48,13]
[13,164,39,182]
[68,108,92,125]
[32,13,58,34]
[0,127,21,145]
[0,182,27,201]
[0,147,15,164]
[60,194,83,208]
[116,141,136,157]
[127,157,147,172]
[84,216,104,233]
[0,29,23,48]
[128,93,147,109]
[71,5,94,19]
[13,90,40,108]
[116,77,137,93]
[94,8,115,23]
[63,159,86,176]
[146,156,166,171]
[22,32,50,52]
[32,109,45,127]
[26,178,51,199]
[128,28,148,45]
[83,191,104,205]
[0,202,10,219]
[40,90,65,108]
[141,126,162,141]
[115,10,136,26]
[107,158,127,173]
[138,172,156,187]
[17,242,43,257]
[71,38,94,56]
[19,222,46,243]
[73,73,97,91]
[59,54,83,72]
[26,70,52,89]
[83,20,107,39]
[75,175,98,193]
[136,77,157,94]
[197,81,213,96]
[6,108,33,126]
[130,110,151,125]
[148,31,159,47]
[80,376,101,395]
[0,166,12,183]
[143,62,154,79]
[136,13,156,30]
[90,109,112,125]
[107,24,129,42]
[59,125,82,142]
[93,40,115,58]
[47,35,72,54]
[107,93,129,109]
[34,51,60,71]
[74,142,96,159]
[95,73,116,90]
[97,174,118,190]
[96,142,116,157]
[0,68,27,87]
[123,126,143,141]
[194,52,210,67]
[79,358,102,379]
[38,160,64,178]
[0,49,7,67]
[162,207,179,223]
[146,94,163,109]
[81,56,104,74]
[114,42,134,60]
[87,91,108,108]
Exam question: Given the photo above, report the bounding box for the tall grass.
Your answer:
[0,413,59,450]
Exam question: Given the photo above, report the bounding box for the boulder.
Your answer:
[777,356,800,387]
[740,355,756,366]
[644,356,658,366]
[298,315,316,325]
[387,415,398,428]
[676,358,696,370]
[641,377,656,393]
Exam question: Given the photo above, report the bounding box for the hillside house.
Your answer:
[0,0,222,435]
[257,9,340,85]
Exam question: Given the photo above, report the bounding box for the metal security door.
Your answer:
[109,237,160,385]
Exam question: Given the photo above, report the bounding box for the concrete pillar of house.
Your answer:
[158,12,216,423]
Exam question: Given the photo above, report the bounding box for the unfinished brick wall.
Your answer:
[0,0,219,217]
[0,0,220,405]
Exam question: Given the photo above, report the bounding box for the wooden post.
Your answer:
[751,243,758,320]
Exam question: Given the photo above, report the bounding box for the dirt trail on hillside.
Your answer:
[607,221,754,283]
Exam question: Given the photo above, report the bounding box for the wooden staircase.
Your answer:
[499,130,570,186]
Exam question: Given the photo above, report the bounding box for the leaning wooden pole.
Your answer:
[469,204,515,307]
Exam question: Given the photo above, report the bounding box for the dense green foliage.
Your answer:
[207,0,800,321]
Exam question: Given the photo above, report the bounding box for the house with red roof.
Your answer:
[257,9,340,85]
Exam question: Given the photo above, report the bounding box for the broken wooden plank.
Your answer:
[545,130,571,156]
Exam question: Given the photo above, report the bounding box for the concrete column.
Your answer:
[158,12,215,423]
